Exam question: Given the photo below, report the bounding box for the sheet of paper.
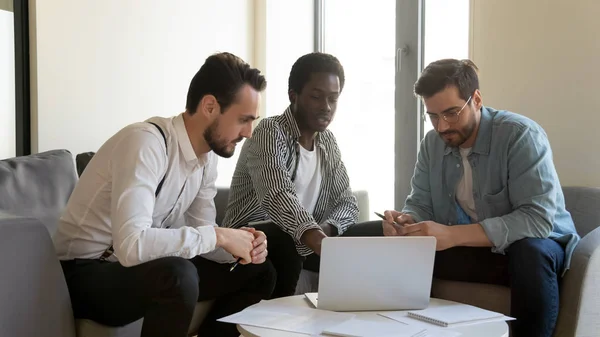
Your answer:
[374,331,461,337]
[305,292,319,308]
[381,311,511,330]
[323,317,428,337]
[218,306,355,335]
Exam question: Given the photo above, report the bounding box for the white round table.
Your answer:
[237,295,509,337]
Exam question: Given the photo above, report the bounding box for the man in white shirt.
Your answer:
[52,52,275,337]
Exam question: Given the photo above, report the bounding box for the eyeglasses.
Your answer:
[426,96,472,125]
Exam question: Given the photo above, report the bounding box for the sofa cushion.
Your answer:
[431,278,511,316]
[76,152,95,177]
[0,150,77,234]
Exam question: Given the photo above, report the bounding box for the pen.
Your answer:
[374,211,402,226]
[230,257,242,272]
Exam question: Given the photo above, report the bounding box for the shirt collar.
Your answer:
[443,106,493,156]
[173,113,205,165]
[472,106,493,155]
[282,106,302,140]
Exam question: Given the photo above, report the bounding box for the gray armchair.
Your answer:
[554,187,600,336]
[0,150,211,337]
[431,186,600,337]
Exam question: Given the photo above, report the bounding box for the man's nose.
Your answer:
[241,123,253,139]
[436,118,450,133]
[320,98,331,113]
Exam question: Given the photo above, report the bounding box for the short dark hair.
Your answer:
[414,59,479,101]
[186,52,266,114]
[288,52,345,94]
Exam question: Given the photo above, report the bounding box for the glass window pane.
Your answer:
[0,8,16,159]
[323,0,396,218]
[423,0,470,136]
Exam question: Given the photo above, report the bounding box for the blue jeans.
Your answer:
[433,238,565,337]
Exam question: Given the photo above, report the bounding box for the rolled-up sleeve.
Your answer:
[480,127,555,252]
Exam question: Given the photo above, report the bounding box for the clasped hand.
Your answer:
[217,227,268,265]
[239,227,268,264]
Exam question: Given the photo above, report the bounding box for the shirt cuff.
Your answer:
[294,221,322,244]
[480,217,510,253]
[325,219,341,236]
[194,225,218,255]
[200,247,237,264]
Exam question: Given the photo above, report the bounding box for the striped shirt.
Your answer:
[222,107,359,255]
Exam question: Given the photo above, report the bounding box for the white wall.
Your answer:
[30,0,254,186]
[0,8,15,159]
[471,0,600,188]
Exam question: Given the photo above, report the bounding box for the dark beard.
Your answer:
[439,111,477,147]
[203,120,234,158]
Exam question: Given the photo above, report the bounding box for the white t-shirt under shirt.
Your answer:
[294,144,322,215]
[456,147,478,222]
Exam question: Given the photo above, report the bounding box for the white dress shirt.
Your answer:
[53,113,235,267]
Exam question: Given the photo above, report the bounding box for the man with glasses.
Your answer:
[382,59,579,337]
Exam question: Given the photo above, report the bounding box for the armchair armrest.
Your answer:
[352,190,370,223]
[555,226,600,337]
[0,211,76,337]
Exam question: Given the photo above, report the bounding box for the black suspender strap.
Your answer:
[148,122,167,197]
[100,121,168,261]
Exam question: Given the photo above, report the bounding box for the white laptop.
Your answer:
[310,236,436,312]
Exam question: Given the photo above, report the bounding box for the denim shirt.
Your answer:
[402,106,580,273]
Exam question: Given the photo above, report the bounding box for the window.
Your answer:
[422,0,471,136]
[1,4,16,159]
[263,1,314,118]
[322,0,397,218]
[258,0,470,214]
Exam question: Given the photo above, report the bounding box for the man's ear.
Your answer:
[199,95,219,117]
[288,90,297,105]
[472,89,483,110]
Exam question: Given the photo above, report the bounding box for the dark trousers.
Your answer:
[252,220,383,298]
[61,255,276,337]
[434,238,565,337]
